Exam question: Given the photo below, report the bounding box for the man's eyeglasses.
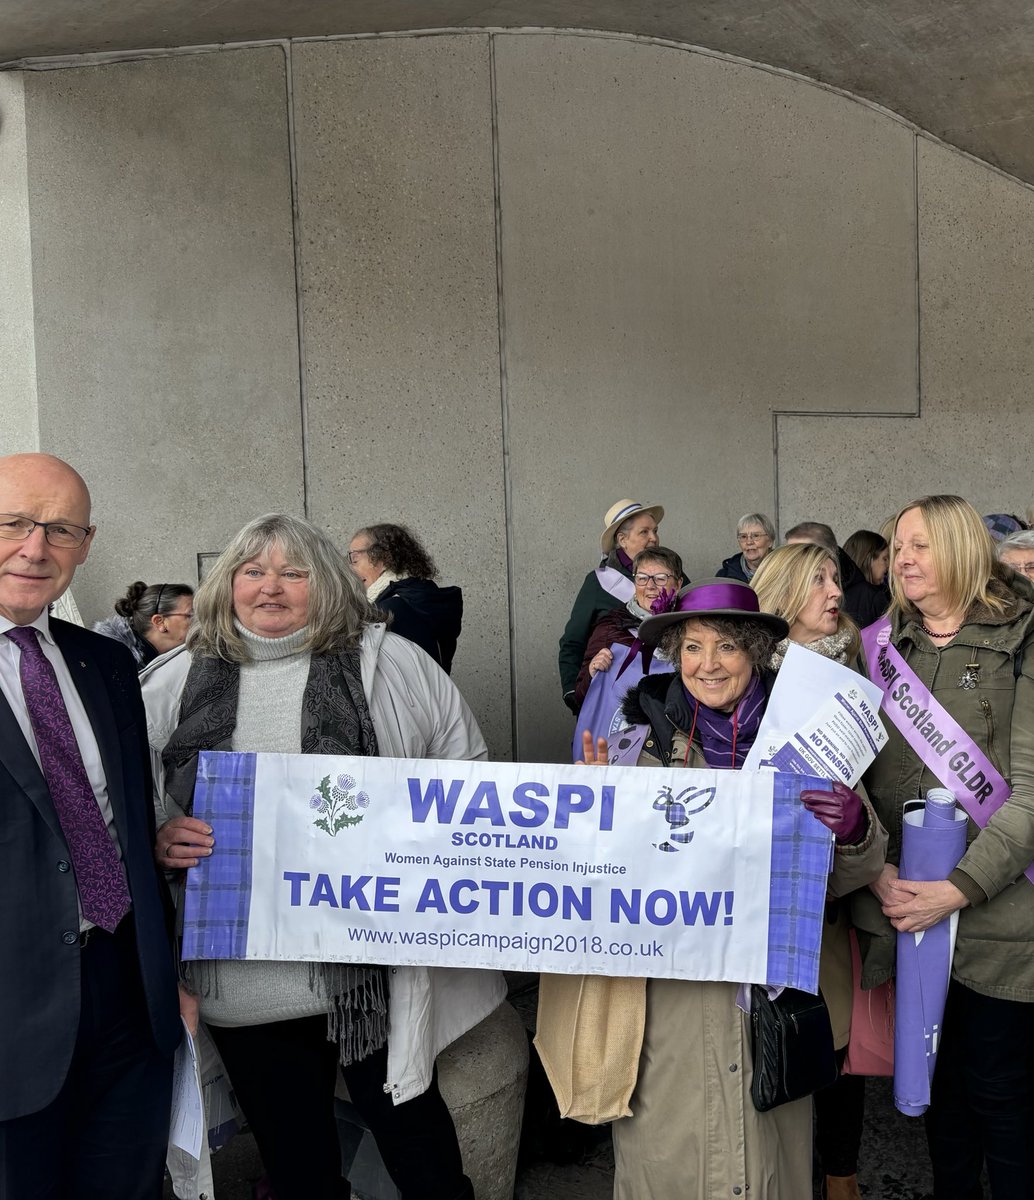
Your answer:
[633,572,674,587]
[0,514,91,549]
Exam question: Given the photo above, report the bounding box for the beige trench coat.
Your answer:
[536,734,886,1199]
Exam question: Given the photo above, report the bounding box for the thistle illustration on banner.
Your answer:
[308,772,370,836]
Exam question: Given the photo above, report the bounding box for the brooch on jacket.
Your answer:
[958,661,980,690]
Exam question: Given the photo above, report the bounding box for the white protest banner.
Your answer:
[183,752,833,992]
[743,643,888,787]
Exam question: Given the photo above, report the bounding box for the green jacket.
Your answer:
[853,573,1034,1001]
[558,551,632,709]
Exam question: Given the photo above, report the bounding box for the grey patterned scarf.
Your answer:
[768,628,853,671]
[162,646,388,1067]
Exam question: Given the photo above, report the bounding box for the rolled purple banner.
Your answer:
[923,788,958,829]
[893,791,968,1116]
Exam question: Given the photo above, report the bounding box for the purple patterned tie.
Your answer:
[6,626,131,931]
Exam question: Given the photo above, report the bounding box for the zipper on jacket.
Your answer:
[980,697,1004,776]
[665,715,693,767]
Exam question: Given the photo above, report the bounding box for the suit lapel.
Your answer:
[0,686,63,838]
[52,625,131,839]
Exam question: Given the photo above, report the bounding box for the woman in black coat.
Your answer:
[347,523,462,672]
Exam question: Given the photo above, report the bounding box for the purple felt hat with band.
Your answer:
[636,578,789,646]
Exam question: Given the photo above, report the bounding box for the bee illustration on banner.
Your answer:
[652,782,717,853]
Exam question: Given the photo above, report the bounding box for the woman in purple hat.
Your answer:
[538,578,886,1200]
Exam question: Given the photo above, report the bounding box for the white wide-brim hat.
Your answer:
[601,499,665,554]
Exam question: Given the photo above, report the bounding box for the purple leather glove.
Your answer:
[798,781,867,845]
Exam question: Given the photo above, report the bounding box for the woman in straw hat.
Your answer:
[558,499,666,713]
[537,579,886,1199]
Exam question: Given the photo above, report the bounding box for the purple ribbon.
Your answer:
[667,582,763,615]
[860,619,1034,884]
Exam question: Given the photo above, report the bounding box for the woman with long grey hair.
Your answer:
[143,512,504,1200]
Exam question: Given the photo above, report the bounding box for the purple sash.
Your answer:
[861,619,1034,883]
[595,564,635,603]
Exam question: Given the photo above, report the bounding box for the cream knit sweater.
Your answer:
[199,624,331,1028]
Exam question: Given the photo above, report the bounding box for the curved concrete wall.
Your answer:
[1,30,1032,761]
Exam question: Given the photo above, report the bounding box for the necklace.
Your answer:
[920,622,960,639]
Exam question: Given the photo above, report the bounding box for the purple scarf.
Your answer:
[683,673,765,768]
[615,547,633,571]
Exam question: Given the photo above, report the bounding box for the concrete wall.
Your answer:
[16,48,303,619]
[1,30,1031,762]
[777,138,1034,536]
[291,37,510,756]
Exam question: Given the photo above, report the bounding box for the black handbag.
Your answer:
[749,984,838,1112]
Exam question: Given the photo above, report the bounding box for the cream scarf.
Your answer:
[366,570,404,603]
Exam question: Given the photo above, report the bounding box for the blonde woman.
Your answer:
[752,544,883,1200]
[853,495,1034,1198]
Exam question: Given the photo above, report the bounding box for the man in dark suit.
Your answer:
[0,453,180,1199]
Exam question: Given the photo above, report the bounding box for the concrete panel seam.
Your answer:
[283,39,311,518]
[921,133,926,420]
[773,409,923,532]
[6,31,1034,198]
[772,129,921,531]
[2,76,40,449]
[488,32,519,760]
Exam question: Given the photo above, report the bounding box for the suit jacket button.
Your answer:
[57,860,70,872]
[62,930,78,945]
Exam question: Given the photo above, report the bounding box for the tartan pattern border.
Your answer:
[182,751,256,961]
[766,772,833,992]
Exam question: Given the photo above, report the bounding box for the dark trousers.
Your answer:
[925,980,1034,1199]
[814,1052,865,1177]
[0,918,173,1200]
[210,1016,472,1200]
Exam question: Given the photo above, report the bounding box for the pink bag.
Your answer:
[842,929,894,1076]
